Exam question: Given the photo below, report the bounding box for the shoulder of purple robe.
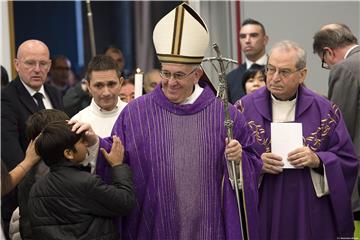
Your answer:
[235,87,272,122]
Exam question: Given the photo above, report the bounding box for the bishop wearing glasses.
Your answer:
[96,3,262,239]
[236,40,358,239]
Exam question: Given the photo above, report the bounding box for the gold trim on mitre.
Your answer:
[157,54,204,65]
[153,3,209,64]
[171,5,184,55]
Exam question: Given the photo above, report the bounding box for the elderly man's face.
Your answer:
[160,63,201,104]
[266,48,306,100]
[14,40,51,91]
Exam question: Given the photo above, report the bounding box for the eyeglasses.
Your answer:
[18,59,51,70]
[160,68,197,81]
[321,51,330,69]
[265,65,302,78]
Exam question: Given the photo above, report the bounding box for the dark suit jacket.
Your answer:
[328,45,360,158]
[1,77,62,236]
[1,77,63,170]
[226,63,247,104]
[328,45,360,212]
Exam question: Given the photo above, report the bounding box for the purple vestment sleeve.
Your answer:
[316,109,358,236]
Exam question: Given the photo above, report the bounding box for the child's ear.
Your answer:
[63,149,74,160]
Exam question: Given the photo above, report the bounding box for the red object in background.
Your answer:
[235,0,242,64]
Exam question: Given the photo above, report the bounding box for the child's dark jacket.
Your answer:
[29,160,135,240]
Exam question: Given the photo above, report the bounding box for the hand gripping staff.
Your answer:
[203,43,249,240]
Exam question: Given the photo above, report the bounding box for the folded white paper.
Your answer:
[271,122,303,169]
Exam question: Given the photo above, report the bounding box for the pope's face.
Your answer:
[160,63,202,104]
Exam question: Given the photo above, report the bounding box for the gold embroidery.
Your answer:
[248,121,271,153]
[236,101,244,113]
[246,104,339,153]
[305,104,340,151]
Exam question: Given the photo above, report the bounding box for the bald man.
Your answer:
[1,39,63,236]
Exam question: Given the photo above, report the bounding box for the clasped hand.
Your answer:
[261,146,320,174]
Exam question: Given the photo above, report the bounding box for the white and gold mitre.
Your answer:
[153,3,210,65]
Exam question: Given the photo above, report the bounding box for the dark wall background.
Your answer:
[13,1,179,78]
[13,1,83,72]
[83,1,133,73]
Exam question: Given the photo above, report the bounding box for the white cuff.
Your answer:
[310,165,329,197]
[81,139,99,174]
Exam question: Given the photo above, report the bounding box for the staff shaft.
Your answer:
[86,0,96,58]
[210,43,249,240]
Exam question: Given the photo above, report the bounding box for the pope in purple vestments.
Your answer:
[95,3,263,240]
[236,40,358,239]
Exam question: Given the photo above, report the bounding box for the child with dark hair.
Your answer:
[242,64,266,95]
[25,109,69,141]
[28,121,135,240]
[16,109,70,239]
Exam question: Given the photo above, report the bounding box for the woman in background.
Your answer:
[242,64,266,95]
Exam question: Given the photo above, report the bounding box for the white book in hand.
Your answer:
[271,122,303,169]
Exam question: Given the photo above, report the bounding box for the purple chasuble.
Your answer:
[97,81,262,239]
[236,85,358,239]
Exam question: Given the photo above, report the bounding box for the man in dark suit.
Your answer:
[227,19,269,104]
[313,23,360,237]
[1,39,63,237]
